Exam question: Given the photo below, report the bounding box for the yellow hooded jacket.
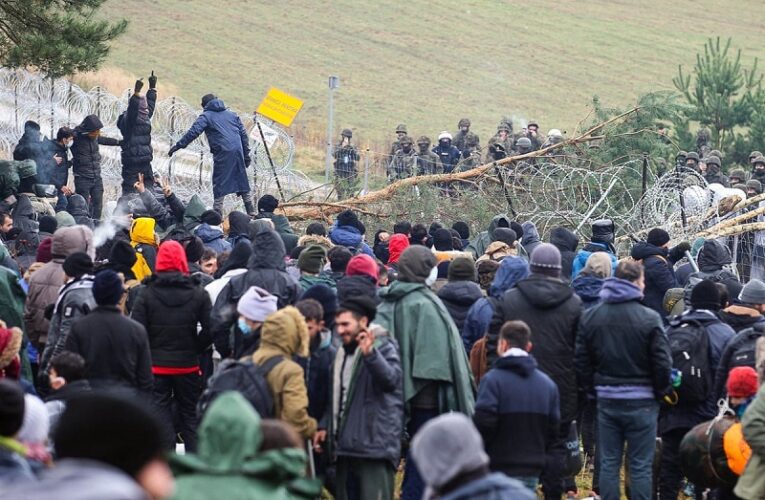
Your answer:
[130,217,158,282]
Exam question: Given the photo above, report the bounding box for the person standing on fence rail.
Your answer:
[71,114,121,220]
[168,94,255,216]
[118,74,158,196]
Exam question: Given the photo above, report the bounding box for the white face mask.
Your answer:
[425,266,438,287]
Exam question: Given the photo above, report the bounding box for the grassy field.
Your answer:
[98,0,764,168]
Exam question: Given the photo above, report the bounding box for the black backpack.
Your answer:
[197,356,284,418]
[668,319,713,406]
[727,327,764,371]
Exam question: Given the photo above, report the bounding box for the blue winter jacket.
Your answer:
[571,275,605,310]
[571,242,618,279]
[328,225,373,256]
[175,99,251,198]
[195,223,231,254]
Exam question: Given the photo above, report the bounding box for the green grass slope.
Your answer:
[102,0,764,148]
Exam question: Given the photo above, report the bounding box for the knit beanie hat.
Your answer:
[54,211,75,228]
[582,252,612,278]
[38,215,57,234]
[529,243,562,278]
[92,270,124,307]
[237,286,278,322]
[298,245,327,274]
[0,326,21,380]
[36,237,52,263]
[738,279,765,305]
[63,252,93,278]
[398,246,437,284]
[53,392,164,479]
[448,257,477,282]
[411,413,489,491]
[690,279,722,310]
[0,380,24,436]
[647,228,670,247]
[183,236,205,264]
[157,240,190,274]
[302,284,338,329]
[345,254,379,283]
[109,240,138,271]
[432,229,454,251]
[339,296,377,323]
[727,366,759,398]
[452,221,470,241]
[200,209,222,226]
[492,228,517,247]
[18,394,49,444]
[257,194,279,213]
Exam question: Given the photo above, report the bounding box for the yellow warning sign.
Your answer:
[256,87,304,127]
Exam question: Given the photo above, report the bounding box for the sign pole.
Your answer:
[325,76,340,183]
[256,116,286,201]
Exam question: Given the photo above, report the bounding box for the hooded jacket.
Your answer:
[170,392,318,500]
[117,89,157,167]
[256,212,298,254]
[174,99,251,199]
[466,214,512,259]
[210,230,300,358]
[630,242,677,318]
[10,194,40,269]
[571,274,605,309]
[488,274,581,422]
[23,225,93,347]
[129,217,157,281]
[252,307,317,439]
[376,280,475,419]
[227,211,252,248]
[462,256,529,352]
[571,241,618,279]
[195,223,231,254]
[131,270,212,369]
[328,224,373,257]
[575,278,672,399]
[438,280,484,333]
[550,227,579,282]
[474,354,560,477]
[719,304,765,333]
[387,233,410,267]
[71,115,120,179]
[65,194,94,229]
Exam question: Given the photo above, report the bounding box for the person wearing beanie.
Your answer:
[3,392,173,500]
[129,217,158,282]
[345,254,380,284]
[658,279,735,499]
[319,295,403,500]
[17,394,51,470]
[376,245,475,499]
[131,241,213,452]
[337,254,380,305]
[720,279,765,334]
[631,229,690,319]
[195,209,231,255]
[0,379,35,481]
[38,251,97,383]
[34,237,53,264]
[329,209,374,257]
[255,194,299,254]
[572,252,612,309]
[297,245,334,292]
[465,214,512,259]
[476,227,517,263]
[411,413,535,500]
[64,269,152,396]
[437,257,482,332]
[489,242,582,498]
[452,221,471,249]
[463,256,530,355]
[576,261,672,500]
[252,306,317,439]
[169,92,255,215]
[54,210,75,228]
[233,286,278,358]
[728,366,758,414]
[571,219,619,279]
[98,240,140,314]
[209,228,300,360]
[38,215,57,240]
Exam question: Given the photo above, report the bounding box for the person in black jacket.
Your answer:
[488,243,581,499]
[71,114,121,220]
[64,270,153,395]
[549,227,579,282]
[474,320,560,492]
[49,127,75,212]
[575,260,672,500]
[13,121,58,185]
[437,257,483,333]
[314,296,403,500]
[210,228,300,358]
[131,240,212,452]
[118,75,158,195]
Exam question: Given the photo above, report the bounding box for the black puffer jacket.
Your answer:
[437,280,484,332]
[488,274,582,422]
[118,89,157,168]
[550,227,579,282]
[210,230,300,357]
[630,242,677,319]
[692,239,741,298]
[71,115,120,179]
[130,271,212,368]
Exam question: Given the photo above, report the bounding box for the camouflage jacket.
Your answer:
[333,145,360,178]
[388,150,417,180]
[453,130,479,153]
[415,151,443,175]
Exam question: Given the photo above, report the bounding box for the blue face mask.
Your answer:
[238,318,253,336]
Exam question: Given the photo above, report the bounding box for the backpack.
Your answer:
[727,327,763,371]
[197,356,284,418]
[668,319,713,405]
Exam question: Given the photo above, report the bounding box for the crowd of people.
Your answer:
[4,79,765,500]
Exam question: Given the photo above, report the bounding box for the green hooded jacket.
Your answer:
[170,392,320,500]
[465,214,512,259]
[298,274,336,292]
[376,281,475,419]
[182,194,207,231]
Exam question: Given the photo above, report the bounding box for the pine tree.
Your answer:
[0,0,127,78]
